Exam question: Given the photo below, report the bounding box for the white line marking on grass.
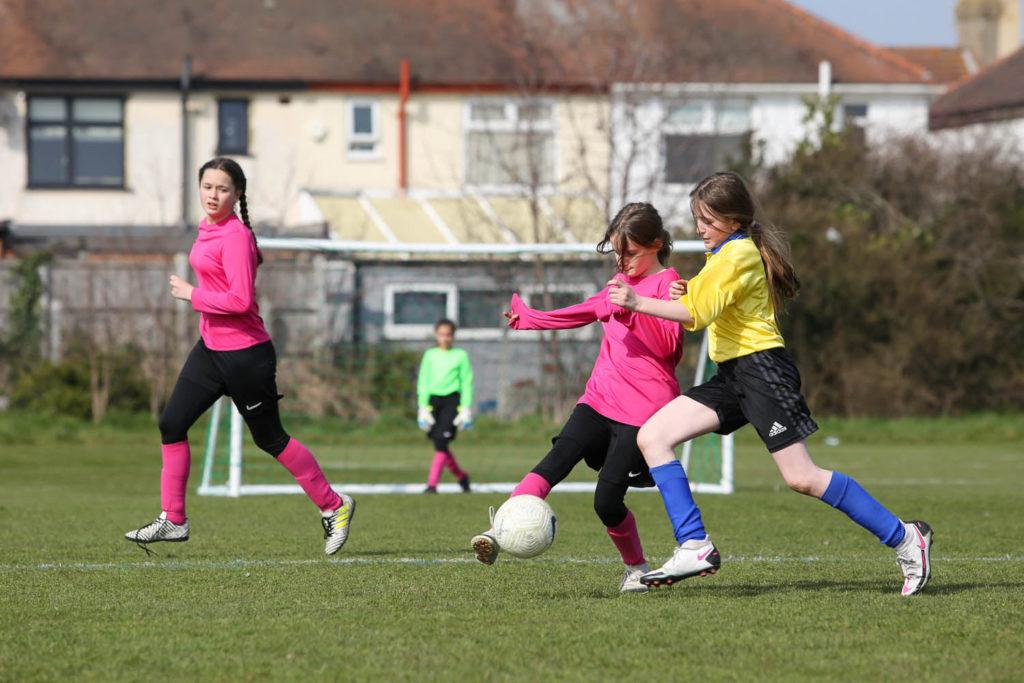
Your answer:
[3,555,1023,573]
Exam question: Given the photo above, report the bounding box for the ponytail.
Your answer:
[746,220,799,315]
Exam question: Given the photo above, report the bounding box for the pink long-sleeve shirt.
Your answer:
[188,214,271,351]
[509,268,684,426]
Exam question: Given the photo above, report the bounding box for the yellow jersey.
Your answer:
[680,235,785,363]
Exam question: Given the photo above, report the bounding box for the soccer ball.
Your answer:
[493,495,557,558]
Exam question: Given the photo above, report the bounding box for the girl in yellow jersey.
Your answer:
[608,172,932,596]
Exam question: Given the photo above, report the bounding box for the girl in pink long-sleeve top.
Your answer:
[124,157,354,555]
[471,203,684,593]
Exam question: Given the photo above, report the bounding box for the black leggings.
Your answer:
[530,404,649,528]
[159,339,291,456]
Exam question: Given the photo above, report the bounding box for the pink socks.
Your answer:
[427,452,447,487]
[443,451,465,479]
[510,472,552,499]
[277,438,342,512]
[427,450,466,487]
[606,510,645,566]
[160,441,191,525]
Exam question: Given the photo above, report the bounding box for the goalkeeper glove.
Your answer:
[453,407,474,430]
[417,406,435,431]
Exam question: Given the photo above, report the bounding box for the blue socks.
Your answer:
[820,471,905,547]
[650,461,706,544]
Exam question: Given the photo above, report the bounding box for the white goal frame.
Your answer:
[197,237,733,496]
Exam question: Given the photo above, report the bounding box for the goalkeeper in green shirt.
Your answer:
[417,318,474,493]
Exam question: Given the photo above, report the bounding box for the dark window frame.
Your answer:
[26,94,126,190]
[217,98,250,155]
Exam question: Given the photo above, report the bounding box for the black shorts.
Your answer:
[534,403,654,488]
[160,338,289,455]
[179,338,283,411]
[685,347,818,453]
[427,392,460,449]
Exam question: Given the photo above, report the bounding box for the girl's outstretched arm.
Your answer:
[504,291,610,331]
[607,279,694,326]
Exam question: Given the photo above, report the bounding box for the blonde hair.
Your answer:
[690,172,799,315]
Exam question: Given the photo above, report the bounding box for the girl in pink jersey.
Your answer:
[124,157,354,555]
[470,203,683,593]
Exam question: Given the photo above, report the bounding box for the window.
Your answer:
[27,96,124,188]
[348,100,379,158]
[465,100,555,187]
[384,284,456,339]
[843,103,869,146]
[664,133,749,185]
[458,289,514,330]
[217,99,249,155]
[662,99,752,184]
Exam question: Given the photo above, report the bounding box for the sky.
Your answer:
[786,0,963,47]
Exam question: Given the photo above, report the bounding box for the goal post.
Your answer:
[196,235,732,496]
[197,329,734,497]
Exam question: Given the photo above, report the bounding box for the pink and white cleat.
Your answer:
[640,537,720,587]
[895,520,933,596]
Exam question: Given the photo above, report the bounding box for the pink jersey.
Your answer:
[509,268,683,426]
[188,214,270,351]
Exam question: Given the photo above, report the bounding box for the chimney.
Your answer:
[956,0,1020,67]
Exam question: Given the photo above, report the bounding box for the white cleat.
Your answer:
[124,512,189,544]
[895,520,933,596]
[640,537,721,587]
[322,494,356,555]
[620,562,651,593]
[471,506,500,565]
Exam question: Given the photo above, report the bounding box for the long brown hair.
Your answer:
[198,157,263,265]
[597,202,673,271]
[690,172,798,315]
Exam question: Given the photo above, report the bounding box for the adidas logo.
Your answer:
[768,421,788,438]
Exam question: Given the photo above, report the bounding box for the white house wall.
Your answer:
[610,89,935,228]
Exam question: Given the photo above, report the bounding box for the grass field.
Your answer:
[1,412,1022,681]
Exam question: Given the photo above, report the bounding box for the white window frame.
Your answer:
[383,283,456,340]
[516,283,596,341]
[347,99,380,160]
[661,98,753,186]
[463,98,558,192]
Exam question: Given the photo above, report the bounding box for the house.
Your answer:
[929,43,1024,141]
[0,0,629,417]
[586,0,950,221]
[0,0,968,416]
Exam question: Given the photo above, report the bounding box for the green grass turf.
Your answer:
[1,413,1022,681]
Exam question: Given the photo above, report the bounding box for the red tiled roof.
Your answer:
[0,0,937,87]
[930,44,1024,129]
[888,47,973,84]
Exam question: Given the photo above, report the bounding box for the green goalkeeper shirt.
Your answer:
[417,347,474,409]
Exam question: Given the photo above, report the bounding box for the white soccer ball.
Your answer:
[493,494,557,558]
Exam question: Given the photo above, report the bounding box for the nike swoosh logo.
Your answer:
[628,471,643,478]
[245,402,262,411]
[697,547,713,562]
[915,528,926,550]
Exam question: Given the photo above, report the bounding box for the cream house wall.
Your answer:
[1,88,610,229]
[1,92,184,226]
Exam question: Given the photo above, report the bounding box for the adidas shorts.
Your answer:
[684,347,818,453]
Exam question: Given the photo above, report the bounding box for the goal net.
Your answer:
[197,330,733,497]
